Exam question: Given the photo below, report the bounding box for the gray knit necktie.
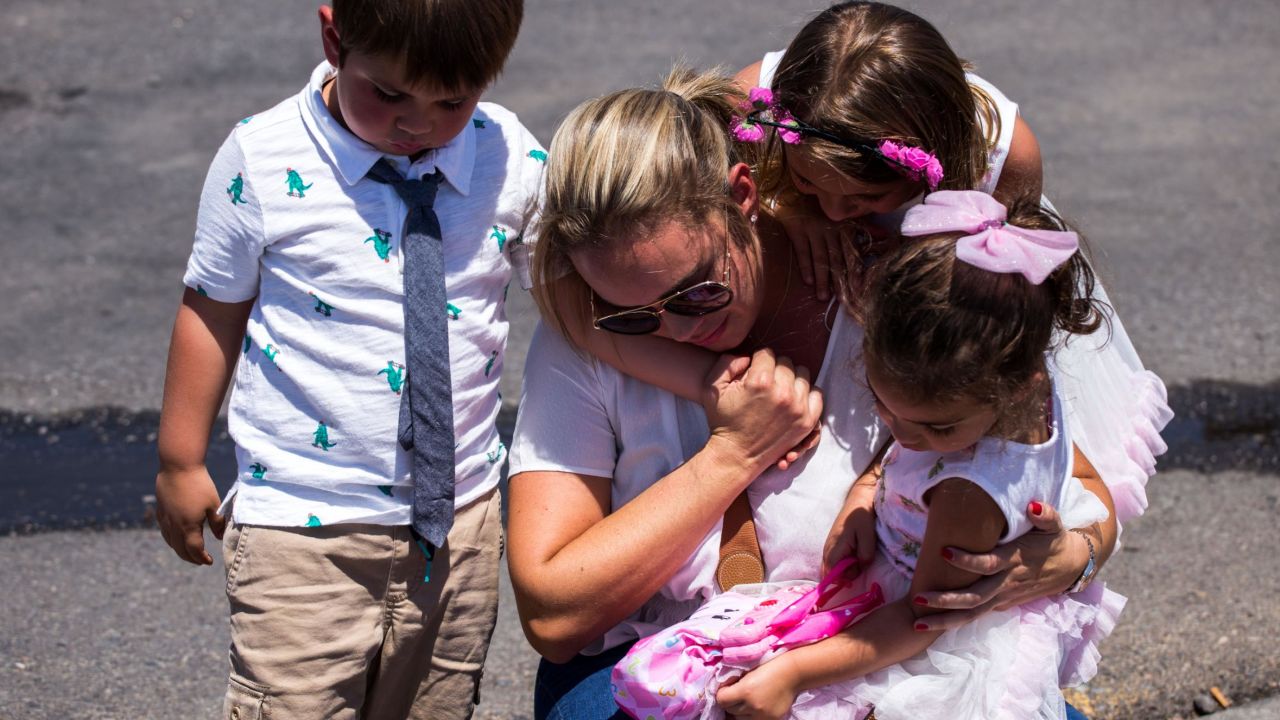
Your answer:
[367,158,455,549]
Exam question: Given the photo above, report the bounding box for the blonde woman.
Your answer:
[505,68,1109,720]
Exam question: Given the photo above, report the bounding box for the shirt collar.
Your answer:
[299,61,475,196]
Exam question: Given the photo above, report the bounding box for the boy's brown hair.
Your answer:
[332,0,523,92]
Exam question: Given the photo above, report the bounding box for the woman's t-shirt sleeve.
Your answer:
[508,322,619,480]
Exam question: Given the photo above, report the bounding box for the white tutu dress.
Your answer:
[789,373,1126,720]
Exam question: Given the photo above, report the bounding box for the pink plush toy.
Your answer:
[612,559,883,720]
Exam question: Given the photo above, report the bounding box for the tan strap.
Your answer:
[716,490,765,591]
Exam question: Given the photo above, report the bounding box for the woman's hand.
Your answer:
[910,501,1089,631]
[716,654,802,720]
[703,348,824,475]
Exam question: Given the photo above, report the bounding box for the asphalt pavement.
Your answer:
[1,0,1278,718]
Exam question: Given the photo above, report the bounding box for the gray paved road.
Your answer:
[2,0,1278,718]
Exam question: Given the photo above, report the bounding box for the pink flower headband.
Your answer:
[730,87,944,190]
[900,190,1079,285]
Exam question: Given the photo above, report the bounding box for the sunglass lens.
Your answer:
[664,284,733,315]
[597,311,662,335]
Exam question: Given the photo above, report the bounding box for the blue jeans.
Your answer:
[533,642,1095,720]
[534,642,634,720]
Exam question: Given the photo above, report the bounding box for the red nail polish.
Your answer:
[914,622,929,631]
[1029,501,1043,516]
[941,548,954,560]
[912,595,928,606]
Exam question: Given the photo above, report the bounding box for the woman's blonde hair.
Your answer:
[759,1,999,198]
[532,66,759,345]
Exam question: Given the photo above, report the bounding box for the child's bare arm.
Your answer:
[822,441,889,575]
[549,275,718,402]
[155,288,254,565]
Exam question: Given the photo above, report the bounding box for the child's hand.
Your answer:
[772,198,852,303]
[703,349,824,475]
[155,466,226,565]
[821,478,878,577]
[716,654,801,720]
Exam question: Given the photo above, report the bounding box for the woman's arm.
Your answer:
[509,349,824,662]
[912,445,1118,630]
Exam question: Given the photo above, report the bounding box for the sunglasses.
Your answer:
[590,248,734,335]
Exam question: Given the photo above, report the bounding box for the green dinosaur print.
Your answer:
[196,284,208,297]
[308,291,334,317]
[377,485,394,497]
[527,149,547,163]
[487,442,505,464]
[249,463,267,480]
[446,302,461,320]
[285,167,313,197]
[238,116,254,125]
[226,173,248,205]
[306,514,322,527]
[472,118,487,129]
[312,421,336,451]
[927,457,945,480]
[365,228,393,262]
[378,361,406,394]
[875,478,887,509]
[899,495,925,513]
[489,225,508,251]
[484,350,498,377]
[242,336,251,355]
[262,343,280,367]
[900,540,920,559]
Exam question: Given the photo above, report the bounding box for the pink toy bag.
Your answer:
[612,559,884,720]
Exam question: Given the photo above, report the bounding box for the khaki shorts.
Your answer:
[221,488,502,720]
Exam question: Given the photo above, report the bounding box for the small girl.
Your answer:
[715,191,1125,720]
[743,0,1042,293]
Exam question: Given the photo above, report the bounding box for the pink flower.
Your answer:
[878,139,944,188]
[925,160,944,189]
[731,116,766,143]
[773,109,805,145]
[900,147,933,171]
[748,86,774,110]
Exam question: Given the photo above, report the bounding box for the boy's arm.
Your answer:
[155,288,253,565]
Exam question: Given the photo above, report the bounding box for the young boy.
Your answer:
[154,1,541,717]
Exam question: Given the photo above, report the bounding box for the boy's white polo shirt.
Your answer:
[185,62,544,528]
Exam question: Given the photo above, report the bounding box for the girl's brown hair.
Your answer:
[532,67,761,347]
[761,1,998,196]
[861,196,1108,417]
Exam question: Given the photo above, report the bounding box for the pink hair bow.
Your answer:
[900,190,1078,284]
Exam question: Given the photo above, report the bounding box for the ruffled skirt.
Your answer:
[788,559,1125,720]
[1055,276,1174,526]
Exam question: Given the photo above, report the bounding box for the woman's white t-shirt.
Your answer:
[509,308,887,654]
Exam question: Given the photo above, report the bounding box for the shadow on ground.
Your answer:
[0,381,1275,534]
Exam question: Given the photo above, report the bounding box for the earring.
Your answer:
[750,212,759,225]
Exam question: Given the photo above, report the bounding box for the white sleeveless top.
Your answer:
[510,307,887,654]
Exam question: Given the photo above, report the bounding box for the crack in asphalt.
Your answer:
[0,380,1276,534]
